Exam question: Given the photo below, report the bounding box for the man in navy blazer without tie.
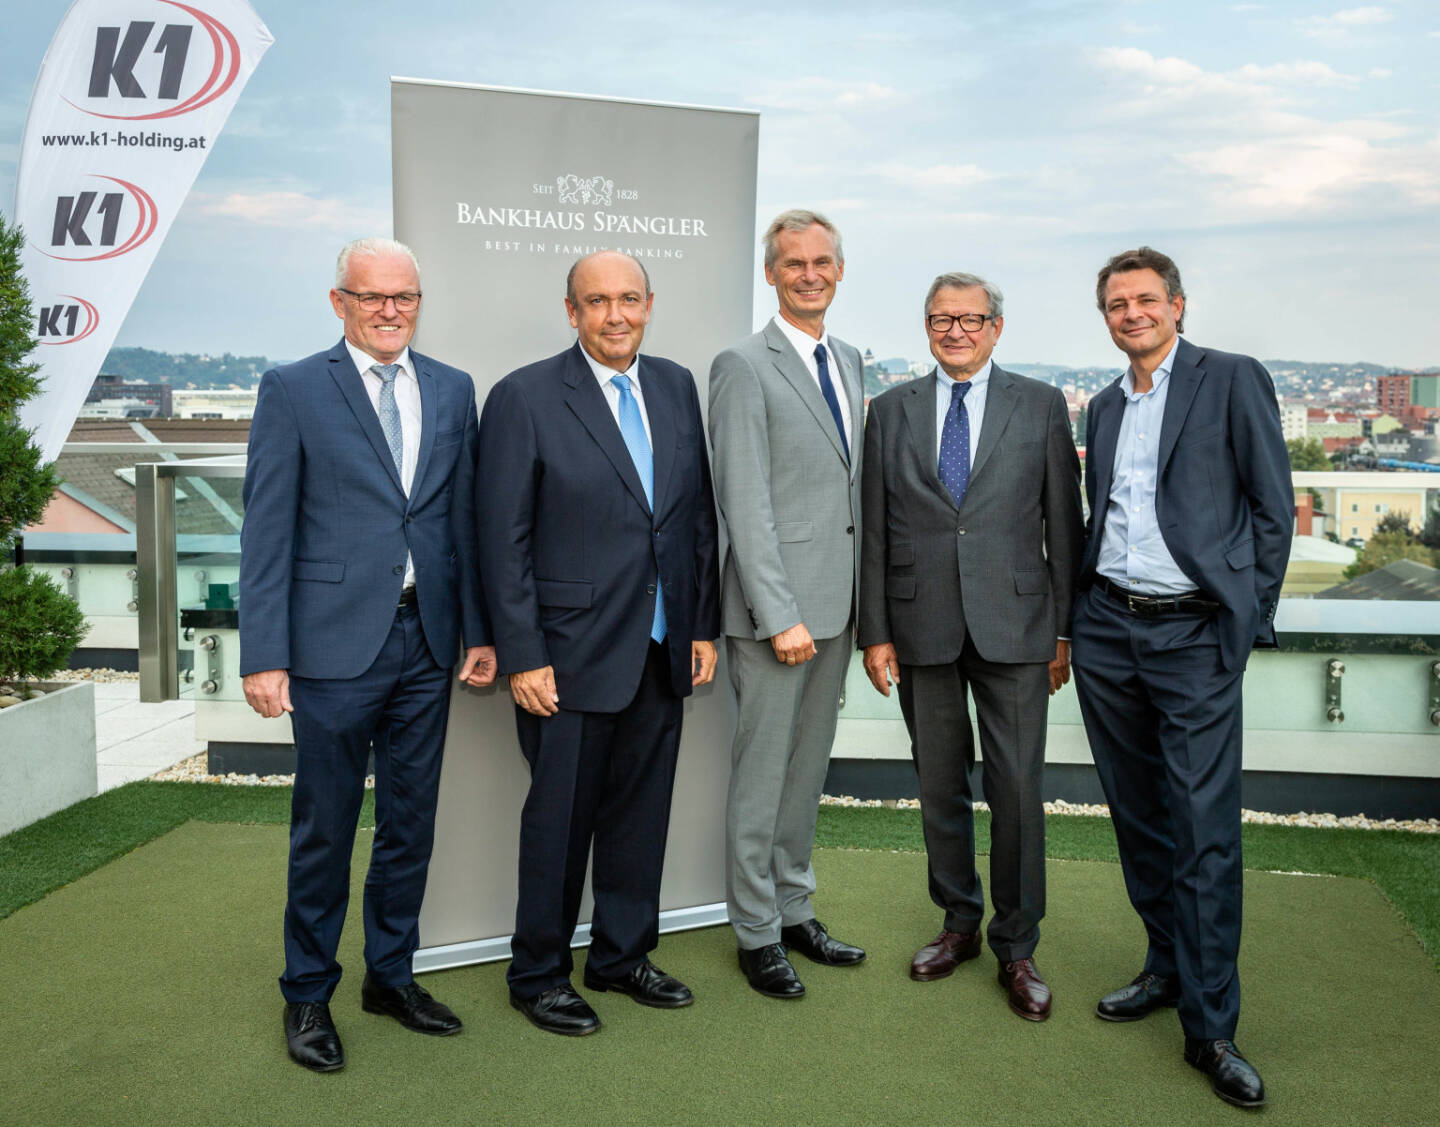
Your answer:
[477,251,720,1037]
[1071,246,1291,1109]
[240,238,495,1073]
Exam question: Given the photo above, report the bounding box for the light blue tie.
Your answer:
[371,363,404,474]
[611,373,666,643]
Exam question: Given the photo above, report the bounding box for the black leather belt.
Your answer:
[1094,577,1220,617]
[397,586,418,609]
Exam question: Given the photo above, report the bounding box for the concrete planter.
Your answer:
[0,681,97,837]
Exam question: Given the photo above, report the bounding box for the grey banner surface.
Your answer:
[390,79,757,964]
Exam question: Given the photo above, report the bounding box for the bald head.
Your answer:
[566,251,650,305]
[564,252,656,372]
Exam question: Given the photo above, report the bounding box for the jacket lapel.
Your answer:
[563,343,652,516]
[408,351,438,510]
[1158,338,1204,475]
[902,372,954,511]
[328,340,405,496]
[969,365,1016,484]
[644,358,678,516]
[1087,380,1123,520]
[764,320,848,466]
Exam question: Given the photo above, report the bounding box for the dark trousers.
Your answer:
[897,638,1049,963]
[508,642,683,998]
[1071,587,1245,1040]
[280,603,453,1003]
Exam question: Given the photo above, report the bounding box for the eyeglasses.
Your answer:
[927,313,994,334]
[337,289,422,312]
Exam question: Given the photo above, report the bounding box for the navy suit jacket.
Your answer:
[477,343,721,714]
[239,339,488,680]
[1080,337,1292,672]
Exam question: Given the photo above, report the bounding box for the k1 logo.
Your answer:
[42,175,159,262]
[36,296,101,346]
[67,0,241,121]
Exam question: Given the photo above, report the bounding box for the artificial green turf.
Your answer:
[1,823,1436,1126]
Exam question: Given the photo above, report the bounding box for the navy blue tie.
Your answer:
[939,379,972,506]
[813,342,849,462]
[611,374,666,643]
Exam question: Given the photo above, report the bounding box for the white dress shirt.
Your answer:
[771,314,852,452]
[580,347,653,447]
[347,339,420,588]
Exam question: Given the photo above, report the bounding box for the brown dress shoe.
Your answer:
[910,929,982,981]
[998,957,1051,1021]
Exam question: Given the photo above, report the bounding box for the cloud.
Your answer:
[1298,6,1393,41]
[744,78,900,112]
[868,163,991,189]
[1091,47,1359,101]
[187,190,388,232]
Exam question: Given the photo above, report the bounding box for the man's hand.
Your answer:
[862,643,901,697]
[458,645,498,687]
[510,665,559,716]
[771,623,817,666]
[692,639,717,686]
[1049,640,1071,695]
[243,669,292,718]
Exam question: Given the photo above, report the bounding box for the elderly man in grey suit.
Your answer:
[858,272,1083,1021]
[709,209,866,999]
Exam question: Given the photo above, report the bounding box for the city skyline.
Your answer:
[2,0,1437,369]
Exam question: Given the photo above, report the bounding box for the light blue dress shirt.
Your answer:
[1096,337,1195,595]
[933,360,991,468]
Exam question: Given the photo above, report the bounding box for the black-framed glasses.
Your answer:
[927,313,993,334]
[337,288,422,312]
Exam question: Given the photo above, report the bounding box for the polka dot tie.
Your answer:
[938,379,971,506]
[371,363,403,474]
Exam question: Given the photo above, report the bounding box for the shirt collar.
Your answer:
[579,344,640,389]
[771,313,830,363]
[347,340,412,381]
[936,359,992,391]
[1120,335,1180,400]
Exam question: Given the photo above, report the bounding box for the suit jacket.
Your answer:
[239,340,488,680]
[1080,337,1293,673]
[476,343,720,714]
[708,321,863,642]
[857,365,1084,666]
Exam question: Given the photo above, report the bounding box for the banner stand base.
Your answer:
[414,901,730,975]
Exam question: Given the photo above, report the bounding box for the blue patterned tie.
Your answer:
[611,374,666,642]
[371,363,404,475]
[938,379,972,506]
[813,342,849,462]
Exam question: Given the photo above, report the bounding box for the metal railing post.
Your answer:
[135,462,179,701]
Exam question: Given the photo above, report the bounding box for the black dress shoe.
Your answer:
[510,985,601,1036]
[583,959,694,1008]
[738,943,805,998]
[780,919,866,966]
[284,1001,344,1073]
[360,973,462,1035]
[1185,1038,1266,1108]
[1096,971,1181,1022]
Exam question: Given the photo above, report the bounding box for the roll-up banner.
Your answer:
[391,79,758,969]
[14,0,273,462]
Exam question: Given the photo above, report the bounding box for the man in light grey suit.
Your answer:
[709,209,866,999]
[858,272,1083,1021]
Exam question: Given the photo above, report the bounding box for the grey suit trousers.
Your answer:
[897,639,1048,962]
[725,628,851,948]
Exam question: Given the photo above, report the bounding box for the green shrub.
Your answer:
[0,566,88,685]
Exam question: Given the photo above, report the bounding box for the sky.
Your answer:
[2,0,1437,370]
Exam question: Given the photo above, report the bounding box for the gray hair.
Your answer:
[924,272,1004,319]
[761,209,843,271]
[565,251,651,305]
[335,237,420,288]
[1096,246,1185,333]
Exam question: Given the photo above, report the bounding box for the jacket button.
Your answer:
[646,584,657,595]
[405,515,413,524]
[846,526,854,534]
[957,527,967,536]
[393,565,404,575]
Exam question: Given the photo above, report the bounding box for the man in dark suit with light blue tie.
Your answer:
[477,251,720,1037]
[1071,247,1291,1108]
[240,238,496,1072]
